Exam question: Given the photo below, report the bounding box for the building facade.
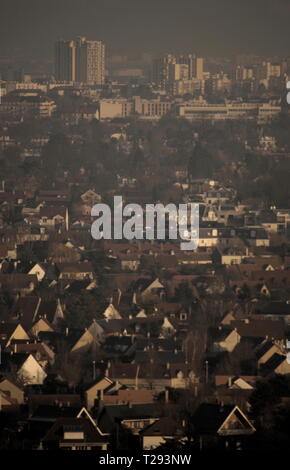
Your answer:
[55,37,105,85]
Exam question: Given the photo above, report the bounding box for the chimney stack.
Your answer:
[165,389,169,404]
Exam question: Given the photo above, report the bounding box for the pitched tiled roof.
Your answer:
[232,319,285,340]
[42,417,108,445]
[12,296,39,329]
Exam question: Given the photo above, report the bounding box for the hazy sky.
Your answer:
[0,0,290,59]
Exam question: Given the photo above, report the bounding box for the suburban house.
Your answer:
[140,416,186,450]
[80,189,102,206]
[0,376,24,405]
[0,352,47,385]
[260,353,290,375]
[97,402,161,435]
[70,320,104,355]
[85,376,115,410]
[0,322,30,349]
[42,414,109,450]
[38,206,68,230]
[56,261,95,281]
[193,403,256,450]
[211,327,241,353]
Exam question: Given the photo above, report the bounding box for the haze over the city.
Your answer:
[0,0,290,59]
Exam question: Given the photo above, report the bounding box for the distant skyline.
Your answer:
[1,0,290,60]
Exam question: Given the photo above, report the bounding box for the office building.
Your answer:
[54,40,76,82]
[54,37,105,85]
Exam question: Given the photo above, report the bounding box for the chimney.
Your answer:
[105,361,111,377]
[165,389,169,404]
[128,401,132,408]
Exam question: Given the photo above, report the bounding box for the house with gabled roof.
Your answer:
[140,416,186,450]
[139,278,165,301]
[215,375,259,390]
[0,376,24,405]
[70,319,105,355]
[17,353,47,385]
[0,351,47,385]
[160,316,177,337]
[31,317,55,338]
[220,311,236,325]
[28,262,57,282]
[8,342,55,367]
[56,261,95,281]
[97,402,161,436]
[102,303,122,320]
[211,327,241,353]
[0,322,30,349]
[193,403,255,450]
[85,376,115,410]
[261,353,290,376]
[256,340,285,367]
[80,189,101,206]
[41,414,108,450]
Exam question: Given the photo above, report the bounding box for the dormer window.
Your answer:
[63,425,84,441]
